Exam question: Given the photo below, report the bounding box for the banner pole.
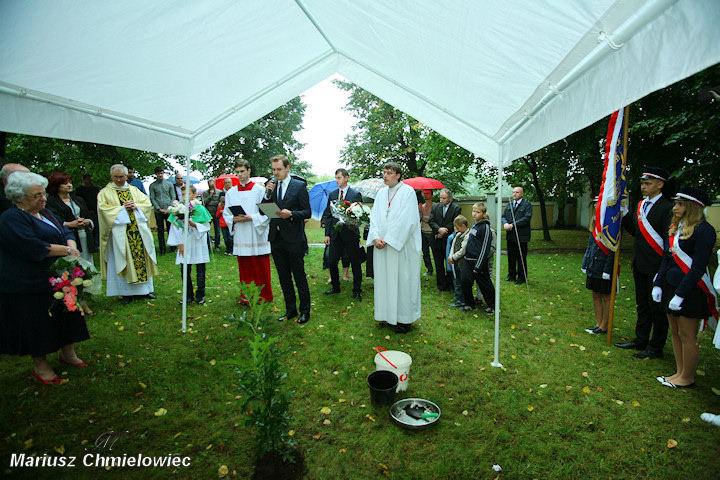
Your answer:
[607,105,630,346]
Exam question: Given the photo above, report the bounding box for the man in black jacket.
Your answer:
[322,168,364,301]
[265,154,312,324]
[429,188,462,291]
[615,167,673,359]
[501,186,533,284]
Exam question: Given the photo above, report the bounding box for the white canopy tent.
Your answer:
[2,0,719,360]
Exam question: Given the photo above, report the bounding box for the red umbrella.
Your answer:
[215,174,239,190]
[402,176,445,190]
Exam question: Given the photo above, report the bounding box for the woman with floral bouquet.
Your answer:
[167,185,212,305]
[0,172,90,385]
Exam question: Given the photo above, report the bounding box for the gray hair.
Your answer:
[5,172,48,204]
[440,188,452,198]
[110,164,128,175]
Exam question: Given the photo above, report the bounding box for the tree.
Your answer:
[3,134,166,184]
[335,80,491,194]
[196,97,311,180]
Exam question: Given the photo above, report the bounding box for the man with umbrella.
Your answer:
[322,168,364,301]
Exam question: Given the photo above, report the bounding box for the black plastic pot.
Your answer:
[367,370,398,406]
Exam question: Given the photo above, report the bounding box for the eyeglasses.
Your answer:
[25,192,48,199]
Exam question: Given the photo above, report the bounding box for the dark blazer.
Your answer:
[653,221,716,299]
[266,177,311,244]
[428,202,462,248]
[322,187,362,241]
[0,207,75,294]
[501,198,533,243]
[623,195,672,275]
[45,193,97,253]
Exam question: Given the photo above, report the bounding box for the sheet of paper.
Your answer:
[257,202,282,219]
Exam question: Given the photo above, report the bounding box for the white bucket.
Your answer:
[374,348,412,392]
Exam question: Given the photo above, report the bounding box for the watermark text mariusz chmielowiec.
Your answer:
[9,430,191,469]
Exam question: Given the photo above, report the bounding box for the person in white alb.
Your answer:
[366,162,421,333]
[223,160,273,304]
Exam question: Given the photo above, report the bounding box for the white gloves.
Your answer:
[581,268,587,275]
[651,286,662,303]
[668,295,684,311]
[602,272,610,280]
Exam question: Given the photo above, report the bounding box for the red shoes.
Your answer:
[32,371,61,385]
[59,355,88,368]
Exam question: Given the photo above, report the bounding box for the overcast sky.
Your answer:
[295,74,355,177]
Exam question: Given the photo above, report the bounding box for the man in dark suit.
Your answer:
[265,154,312,324]
[429,188,462,291]
[322,168,363,301]
[501,186,533,284]
[615,167,673,359]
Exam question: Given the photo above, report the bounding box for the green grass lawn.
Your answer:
[1,234,719,479]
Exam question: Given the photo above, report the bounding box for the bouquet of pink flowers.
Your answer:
[48,256,99,316]
[330,200,372,231]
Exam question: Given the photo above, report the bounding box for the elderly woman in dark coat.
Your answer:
[0,172,90,385]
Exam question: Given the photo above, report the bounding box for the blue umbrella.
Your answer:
[184,175,200,184]
[308,180,339,221]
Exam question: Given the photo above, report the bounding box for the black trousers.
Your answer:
[432,238,451,290]
[461,259,495,309]
[634,270,668,352]
[209,215,220,248]
[154,211,170,253]
[328,235,363,295]
[421,232,433,273]
[271,240,311,315]
[180,263,206,299]
[507,240,528,281]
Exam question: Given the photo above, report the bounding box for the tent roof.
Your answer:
[1,0,719,166]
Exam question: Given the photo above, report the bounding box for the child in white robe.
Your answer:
[167,185,212,305]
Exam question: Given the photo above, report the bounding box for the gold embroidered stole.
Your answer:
[117,189,148,283]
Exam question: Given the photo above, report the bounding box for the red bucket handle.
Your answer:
[374,346,397,369]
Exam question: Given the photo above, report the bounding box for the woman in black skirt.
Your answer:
[582,196,615,335]
[653,187,716,389]
[0,172,90,385]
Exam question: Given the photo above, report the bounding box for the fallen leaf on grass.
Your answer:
[379,463,388,470]
[582,386,591,394]
[566,386,573,391]
[174,433,182,438]
[682,417,690,423]
[527,406,534,412]
[320,407,331,414]
[209,359,216,366]
[138,381,147,389]
[632,401,640,407]
[323,419,331,425]
[539,384,547,388]
[366,414,375,422]
[54,445,65,454]
[711,387,720,396]
[132,405,143,413]
[462,410,469,416]
[313,433,322,440]
[288,430,295,436]
[549,338,556,343]
[338,398,346,403]
[154,408,167,417]
[582,372,589,377]
[696,369,705,376]
[218,465,228,477]
[339,448,347,453]
[666,439,678,448]
[206,444,213,450]
[613,399,624,405]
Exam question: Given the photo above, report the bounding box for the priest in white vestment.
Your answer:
[223,161,273,303]
[98,164,158,305]
[366,162,422,333]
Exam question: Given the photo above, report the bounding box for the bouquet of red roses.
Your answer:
[48,256,99,315]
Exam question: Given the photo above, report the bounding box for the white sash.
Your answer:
[637,199,663,256]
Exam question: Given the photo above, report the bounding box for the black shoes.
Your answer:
[514,279,526,285]
[614,340,646,350]
[633,349,663,359]
[585,326,608,335]
[297,313,310,324]
[120,296,133,305]
[196,297,206,305]
[395,323,411,334]
[504,276,515,282]
[145,293,157,299]
[278,311,299,322]
[324,288,340,295]
[353,293,362,302]
[178,297,194,305]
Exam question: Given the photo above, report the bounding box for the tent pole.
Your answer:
[491,155,504,368]
[181,145,193,333]
[606,105,630,346]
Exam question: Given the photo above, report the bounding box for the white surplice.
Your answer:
[222,183,270,256]
[167,221,210,265]
[366,181,422,325]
